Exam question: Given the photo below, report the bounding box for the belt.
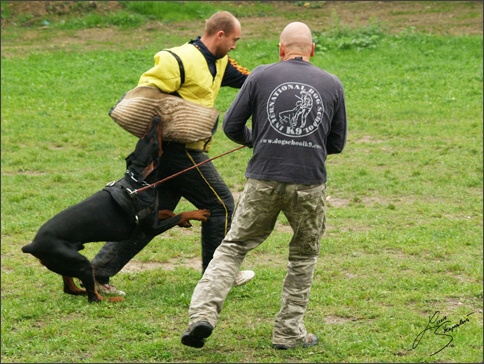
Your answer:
[185,137,213,152]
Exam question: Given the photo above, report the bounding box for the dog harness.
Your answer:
[103,176,157,225]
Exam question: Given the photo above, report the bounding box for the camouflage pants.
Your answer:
[188,178,326,347]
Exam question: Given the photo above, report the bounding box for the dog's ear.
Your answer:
[127,116,164,180]
[141,115,163,180]
[145,115,163,169]
[142,116,160,142]
[142,116,163,158]
[125,151,135,169]
[140,161,156,180]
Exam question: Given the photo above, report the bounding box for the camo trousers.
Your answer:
[188,178,326,347]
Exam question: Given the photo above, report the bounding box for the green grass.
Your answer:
[0,1,312,30]
[1,2,483,363]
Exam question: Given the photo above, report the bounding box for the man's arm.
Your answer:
[138,50,182,92]
[327,80,347,154]
[222,75,253,147]
[221,57,250,88]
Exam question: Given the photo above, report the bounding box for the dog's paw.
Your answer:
[178,221,193,228]
[189,209,211,222]
[178,209,210,228]
[198,209,211,221]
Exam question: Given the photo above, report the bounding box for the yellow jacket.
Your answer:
[138,43,229,108]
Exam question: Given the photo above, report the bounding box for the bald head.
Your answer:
[279,22,314,61]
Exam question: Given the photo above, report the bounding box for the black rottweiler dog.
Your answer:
[22,117,210,303]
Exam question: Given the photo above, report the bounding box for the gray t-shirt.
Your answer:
[223,58,347,184]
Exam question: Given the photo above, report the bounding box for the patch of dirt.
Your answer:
[1,1,482,58]
[120,256,201,273]
[323,315,362,324]
[3,1,483,35]
[241,1,483,38]
[2,1,121,25]
[326,195,392,208]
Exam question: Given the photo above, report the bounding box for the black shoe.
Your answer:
[273,343,290,350]
[181,321,213,348]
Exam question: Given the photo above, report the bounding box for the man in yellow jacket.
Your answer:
[91,11,254,295]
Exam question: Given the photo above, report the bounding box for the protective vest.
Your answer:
[138,43,229,108]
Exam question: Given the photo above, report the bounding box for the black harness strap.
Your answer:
[164,50,185,86]
[103,178,156,225]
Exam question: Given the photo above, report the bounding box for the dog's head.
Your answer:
[125,116,163,182]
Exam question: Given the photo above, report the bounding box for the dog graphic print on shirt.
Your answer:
[267,82,324,138]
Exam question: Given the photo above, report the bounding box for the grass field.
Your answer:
[1,1,483,363]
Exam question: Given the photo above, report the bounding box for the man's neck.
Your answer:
[282,53,310,62]
[199,36,217,57]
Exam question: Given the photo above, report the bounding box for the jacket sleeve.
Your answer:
[221,56,251,88]
[222,74,254,147]
[326,77,347,154]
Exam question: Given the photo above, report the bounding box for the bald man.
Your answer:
[181,22,347,349]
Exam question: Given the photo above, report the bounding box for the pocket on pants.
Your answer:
[226,179,279,243]
[287,184,326,256]
[241,179,277,214]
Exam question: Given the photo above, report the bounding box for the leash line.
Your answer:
[129,145,246,195]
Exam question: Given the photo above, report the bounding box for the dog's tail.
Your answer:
[21,243,34,254]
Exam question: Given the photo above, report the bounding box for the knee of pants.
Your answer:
[209,195,234,218]
[290,233,321,257]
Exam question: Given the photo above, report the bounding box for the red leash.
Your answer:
[129,145,246,196]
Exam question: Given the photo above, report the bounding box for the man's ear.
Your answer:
[279,43,284,58]
[310,42,315,57]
